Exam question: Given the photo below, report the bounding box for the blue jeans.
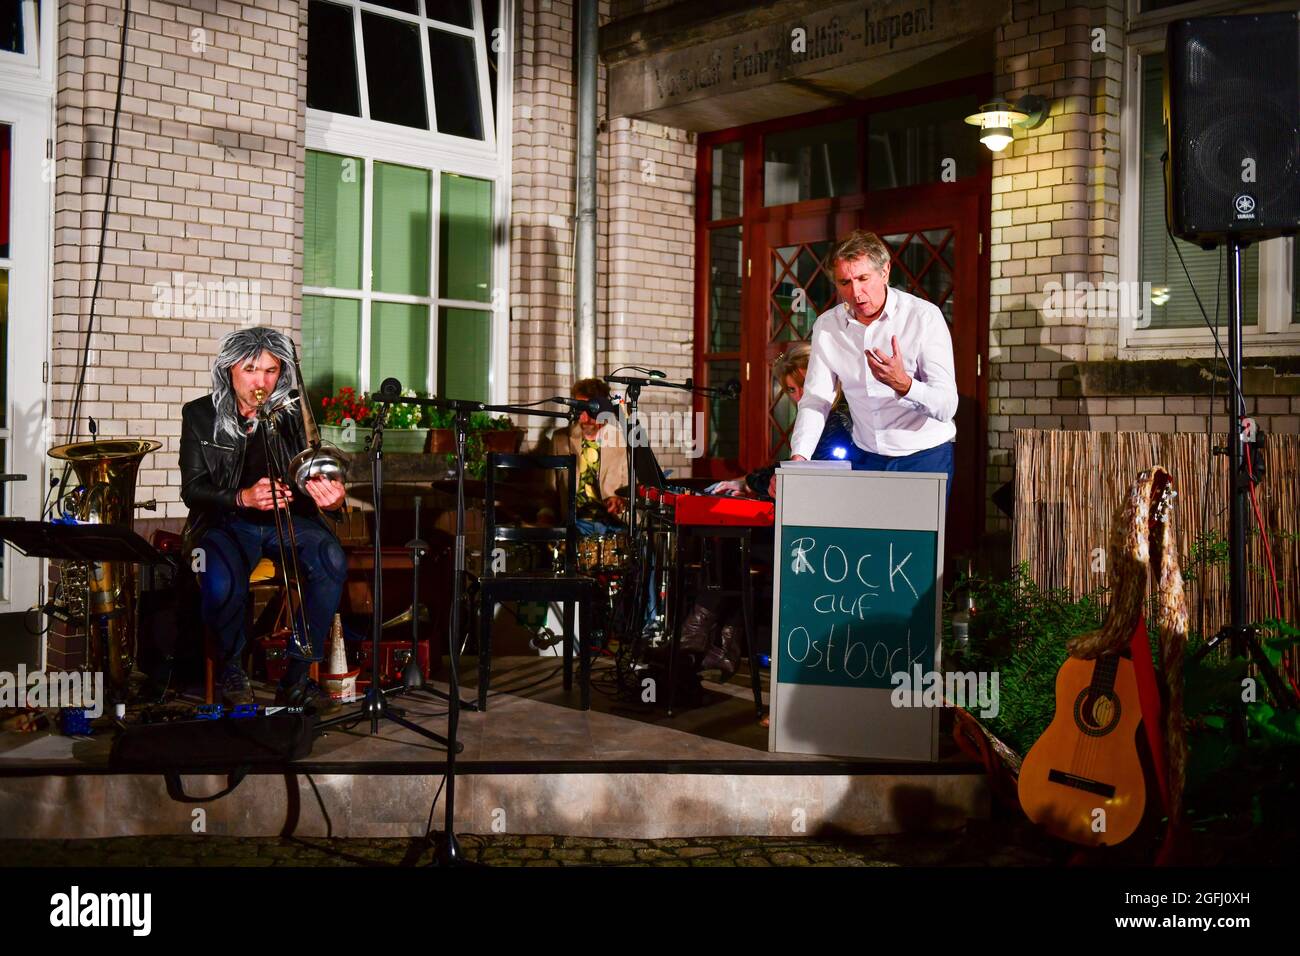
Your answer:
[845,441,954,502]
[198,513,348,666]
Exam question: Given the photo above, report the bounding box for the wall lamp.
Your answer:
[964,95,1049,152]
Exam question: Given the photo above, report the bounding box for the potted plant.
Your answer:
[426,406,456,453]
[319,386,374,453]
[381,388,430,453]
[476,413,523,454]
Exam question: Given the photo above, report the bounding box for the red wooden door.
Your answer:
[753,177,987,557]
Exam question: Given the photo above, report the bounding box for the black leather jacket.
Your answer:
[179,396,341,549]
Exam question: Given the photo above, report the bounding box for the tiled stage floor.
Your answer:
[0,656,989,838]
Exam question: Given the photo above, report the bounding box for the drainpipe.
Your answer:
[574,0,598,379]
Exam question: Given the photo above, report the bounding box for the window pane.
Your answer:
[371,301,430,393]
[306,1,361,116]
[764,120,857,207]
[868,95,981,190]
[427,0,473,28]
[373,162,431,296]
[482,0,499,123]
[706,360,740,461]
[362,11,428,129]
[302,295,361,408]
[1141,56,1257,329]
[439,306,490,402]
[439,173,492,302]
[369,0,419,12]
[304,151,363,289]
[711,141,743,220]
[0,1,23,55]
[0,125,9,259]
[708,226,742,353]
[428,28,484,140]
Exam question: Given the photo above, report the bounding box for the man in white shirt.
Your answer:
[775,229,957,500]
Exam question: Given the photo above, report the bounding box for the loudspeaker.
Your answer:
[1164,12,1300,248]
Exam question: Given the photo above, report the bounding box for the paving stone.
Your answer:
[547,848,588,861]
[590,848,636,863]
[524,835,555,848]
[769,852,811,866]
[735,856,773,866]
[675,846,718,859]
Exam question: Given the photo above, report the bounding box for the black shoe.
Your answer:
[219,665,254,707]
[275,677,341,717]
[702,623,742,681]
[677,604,718,655]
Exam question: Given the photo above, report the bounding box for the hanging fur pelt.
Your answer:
[1067,466,1189,824]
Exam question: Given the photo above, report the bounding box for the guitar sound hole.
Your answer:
[1073,688,1120,737]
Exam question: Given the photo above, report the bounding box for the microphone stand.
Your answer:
[315,400,461,751]
[350,386,569,866]
[600,377,738,697]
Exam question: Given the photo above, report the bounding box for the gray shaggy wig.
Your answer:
[210,326,300,445]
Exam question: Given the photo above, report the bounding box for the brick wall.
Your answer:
[510,0,697,475]
[52,0,303,526]
[985,0,1123,532]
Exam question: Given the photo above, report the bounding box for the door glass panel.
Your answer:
[708,226,742,353]
[883,230,955,326]
[706,360,739,461]
[867,96,981,190]
[711,141,743,220]
[373,162,431,296]
[764,120,857,206]
[0,269,8,428]
[369,0,419,12]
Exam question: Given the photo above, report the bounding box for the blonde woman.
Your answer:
[705,341,853,498]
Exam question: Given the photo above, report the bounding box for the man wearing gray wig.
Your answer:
[180,326,348,710]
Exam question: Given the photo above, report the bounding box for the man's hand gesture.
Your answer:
[866,335,913,396]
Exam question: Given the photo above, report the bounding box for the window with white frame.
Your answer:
[302,0,507,408]
[1121,11,1298,355]
[0,0,40,73]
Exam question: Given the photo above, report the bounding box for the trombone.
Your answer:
[251,345,347,661]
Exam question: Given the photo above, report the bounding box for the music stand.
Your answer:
[0,520,166,713]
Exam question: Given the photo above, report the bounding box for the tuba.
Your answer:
[47,438,161,701]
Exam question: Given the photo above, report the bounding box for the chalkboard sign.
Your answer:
[768,469,946,761]
[776,526,937,690]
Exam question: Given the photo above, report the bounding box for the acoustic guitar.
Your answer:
[1017,651,1147,847]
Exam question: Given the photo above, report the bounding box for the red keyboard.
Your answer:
[666,491,774,527]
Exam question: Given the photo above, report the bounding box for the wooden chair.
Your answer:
[476,452,594,711]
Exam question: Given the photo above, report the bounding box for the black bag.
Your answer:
[109,711,316,801]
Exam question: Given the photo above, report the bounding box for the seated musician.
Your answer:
[179,327,349,709]
[680,343,853,679]
[535,377,629,534]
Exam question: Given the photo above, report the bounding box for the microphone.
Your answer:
[379,377,403,399]
[551,396,601,416]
